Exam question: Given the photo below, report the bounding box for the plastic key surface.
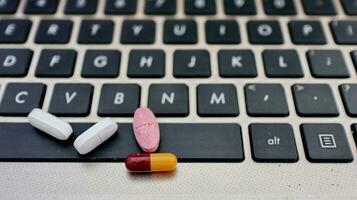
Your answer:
[0,123,243,162]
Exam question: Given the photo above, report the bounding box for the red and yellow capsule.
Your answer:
[125,153,177,173]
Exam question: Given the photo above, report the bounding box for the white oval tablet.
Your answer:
[28,108,73,140]
[74,118,118,155]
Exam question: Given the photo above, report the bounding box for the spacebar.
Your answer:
[0,123,244,162]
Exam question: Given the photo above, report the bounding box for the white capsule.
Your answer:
[74,118,118,155]
[28,108,73,140]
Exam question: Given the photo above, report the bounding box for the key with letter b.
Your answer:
[98,84,141,117]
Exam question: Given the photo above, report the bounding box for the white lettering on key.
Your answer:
[231,56,242,68]
[65,92,77,104]
[295,85,304,92]
[161,92,175,104]
[173,25,186,36]
[47,24,59,36]
[132,25,143,36]
[15,91,28,104]
[0,0,7,7]
[140,56,153,68]
[274,0,285,8]
[210,93,226,105]
[187,56,196,68]
[5,24,16,36]
[234,0,245,7]
[195,0,205,8]
[3,55,16,67]
[347,25,354,36]
[115,0,125,8]
[76,0,86,8]
[93,56,108,68]
[155,0,165,7]
[257,24,272,37]
[91,24,101,36]
[278,56,288,68]
[303,24,313,36]
[114,92,124,104]
[219,25,226,36]
[50,55,61,67]
[36,0,46,7]
[326,57,332,66]
[263,94,269,102]
[267,136,280,145]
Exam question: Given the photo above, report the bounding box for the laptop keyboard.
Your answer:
[0,0,356,163]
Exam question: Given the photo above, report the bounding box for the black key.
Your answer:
[65,0,97,14]
[105,0,137,14]
[289,21,326,44]
[35,20,73,44]
[330,21,357,45]
[0,123,243,162]
[127,50,165,78]
[24,0,59,14]
[301,0,336,15]
[48,84,93,117]
[205,20,240,44]
[263,0,296,15]
[245,84,289,117]
[339,84,357,117]
[0,49,33,77]
[164,20,197,44]
[351,50,357,72]
[0,20,32,43]
[224,0,256,15]
[148,84,189,117]
[0,0,20,14]
[185,0,216,15]
[247,21,283,44]
[197,84,239,117]
[98,84,141,117]
[351,124,357,147]
[262,50,303,78]
[145,0,176,15]
[0,83,46,116]
[249,123,298,162]
[292,84,339,117]
[120,20,155,44]
[341,0,357,15]
[173,50,211,78]
[35,49,77,77]
[78,20,113,44]
[301,124,353,163]
[81,50,121,78]
[307,50,349,78]
[218,50,257,78]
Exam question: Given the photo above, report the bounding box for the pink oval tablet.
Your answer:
[133,107,160,153]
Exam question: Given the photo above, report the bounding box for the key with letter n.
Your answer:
[148,84,189,117]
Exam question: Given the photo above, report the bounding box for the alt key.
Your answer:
[249,123,298,162]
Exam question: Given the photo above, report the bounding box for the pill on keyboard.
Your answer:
[133,107,160,152]
[125,153,177,173]
[28,108,73,140]
[74,118,118,155]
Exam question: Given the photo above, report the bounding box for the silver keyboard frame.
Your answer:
[1,0,357,199]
